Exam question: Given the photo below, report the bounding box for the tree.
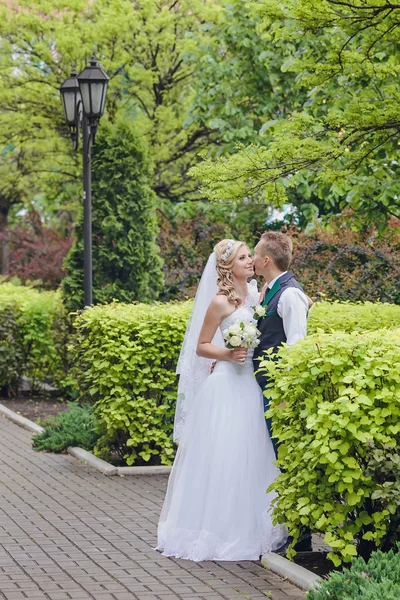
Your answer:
[62,119,163,312]
[0,0,225,272]
[193,0,400,227]
[188,0,305,151]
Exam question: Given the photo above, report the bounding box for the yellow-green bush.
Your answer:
[0,283,67,394]
[309,300,400,334]
[259,328,400,565]
[69,301,193,465]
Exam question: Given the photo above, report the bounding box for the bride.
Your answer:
[156,239,287,561]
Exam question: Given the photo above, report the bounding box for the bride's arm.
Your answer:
[196,296,247,363]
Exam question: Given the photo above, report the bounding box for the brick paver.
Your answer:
[0,415,305,600]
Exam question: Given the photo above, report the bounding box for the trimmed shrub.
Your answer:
[0,283,67,394]
[308,300,400,334]
[259,328,400,565]
[307,545,400,600]
[69,300,193,465]
[32,404,99,452]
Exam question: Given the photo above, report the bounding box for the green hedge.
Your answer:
[308,300,400,334]
[0,283,67,394]
[69,300,193,465]
[259,327,400,565]
[307,545,400,600]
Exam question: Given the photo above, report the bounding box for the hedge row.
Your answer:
[69,300,192,465]
[0,283,67,394]
[259,327,400,565]
[308,300,400,334]
[2,282,400,486]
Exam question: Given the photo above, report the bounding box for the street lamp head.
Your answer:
[59,69,81,127]
[77,55,110,123]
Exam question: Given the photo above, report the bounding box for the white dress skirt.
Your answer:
[156,304,287,561]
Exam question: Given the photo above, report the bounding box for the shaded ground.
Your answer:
[0,394,70,423]
[294,551,337,579]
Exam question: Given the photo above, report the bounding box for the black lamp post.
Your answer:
[60,56,109,307]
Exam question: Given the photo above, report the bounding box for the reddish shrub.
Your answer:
[157,210,226,300]
[4,211,73,290]
[289,216,400,304]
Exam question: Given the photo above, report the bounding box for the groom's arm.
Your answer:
[278,288,308,345]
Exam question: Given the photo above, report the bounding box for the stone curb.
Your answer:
[262,552,322,592]
[0,404,44,434]
[117,465,172,475]
[67,446,118,475]
[0,403,172,477]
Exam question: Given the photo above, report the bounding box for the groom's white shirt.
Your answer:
[266,272,308,346]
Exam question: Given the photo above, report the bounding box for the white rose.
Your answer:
[229,335,242,347]
[244,324,257,337]
[255,305,266,317]
[229,323,242,336]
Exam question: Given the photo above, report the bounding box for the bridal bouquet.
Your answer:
[222,320,261,350]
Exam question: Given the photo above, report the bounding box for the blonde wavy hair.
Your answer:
[214,239,247,307]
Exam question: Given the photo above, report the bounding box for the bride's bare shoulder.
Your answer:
[209,294,235,318]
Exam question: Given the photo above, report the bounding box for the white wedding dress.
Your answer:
[157,291,287,561]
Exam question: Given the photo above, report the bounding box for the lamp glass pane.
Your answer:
[90,83,104,116]
[100,82,108,116]
[79,81,91,116]
[63,91,77,124]
[76,91,83,123]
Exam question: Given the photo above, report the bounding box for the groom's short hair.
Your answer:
[259,232,292,271]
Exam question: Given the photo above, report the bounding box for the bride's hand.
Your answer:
[230,347,248,363]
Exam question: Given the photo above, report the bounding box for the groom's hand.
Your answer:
[210,360,217,374]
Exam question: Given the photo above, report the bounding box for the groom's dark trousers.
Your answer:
[252,271,304,457]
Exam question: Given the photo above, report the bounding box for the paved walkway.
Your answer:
[0,415,305,600]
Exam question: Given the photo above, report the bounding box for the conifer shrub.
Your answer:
[307,545,400,600]
[69,300,192,466]
[259,328,400,565]
[32,404,99,453]
[62,119,163,313]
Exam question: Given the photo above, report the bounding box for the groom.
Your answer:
[253,231,311,553]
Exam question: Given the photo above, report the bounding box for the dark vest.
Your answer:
[253,271,304,388]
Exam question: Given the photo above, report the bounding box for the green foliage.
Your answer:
[307,545,400,600]
[193,0,400,225]
[0,283,67,394]
[32,404,100,453]
[62,119,163,312]
[259,326,400,564]
[69,300,193,466]
[309,301,400,334]
[189,0,305,151]
[0,0,225,230]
